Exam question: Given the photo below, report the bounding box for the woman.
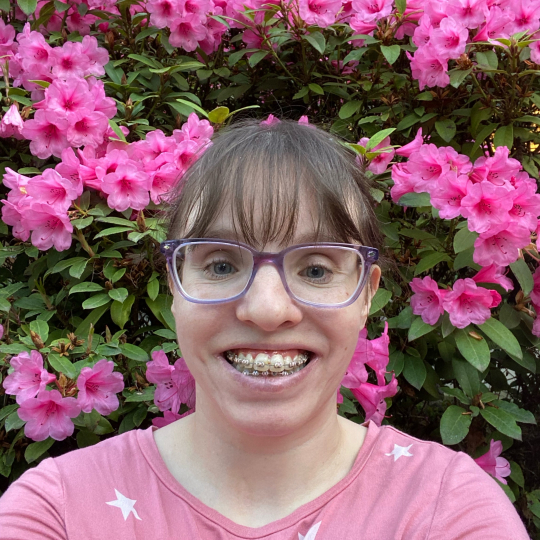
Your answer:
[0,119,529,539]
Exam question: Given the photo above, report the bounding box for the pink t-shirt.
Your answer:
[0,421,529,539]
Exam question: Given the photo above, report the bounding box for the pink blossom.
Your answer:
[351,375,398,425]
[1,199,31,242]
[260,114,281,127]
[0,325,3,340]
[149,162,180,204]
[474,439,511,484]
[446,0,488,28]
[0,104,24,139]
[390,163,420,202]
[174,112,214,143]
[298,115,315,127]
[349,16,378,39]
[299,0,343,27]
[0,20,17,58]
[67,111,109,148]
[508,181,540,231]
[507,0,540,33]
[146,350,196,412]
[81,35,109,77]
[101,162,151,212]
[442,278,502,328]
[410,276,448,325]
[365,322,390,385]
[358,136,395,174]
[396,128,423,158]
[50,41,90,78]
[38,78,93,120]
[3,168,31,204]
[66,12,98,36]
[473,223,531,267]
[18,389,81,442]
[472,146,521,185]
[87,78,117,119]
[430,171,471,219]
[530,40,540,64]
[22,202,73,251]
[474,6,514,42]
[406,144,450,189]
[430,17,469,59]
[530,267,540,305]
[460,181,513,233]
[424,2,449,27]
[351,0,393,22]
[413,16,433,47]
[409,46,450,90]
[3,350,56,404]
[473,264,514,291]
[129,130,176,163]
[16,25,52,72]
[148,0,180,28]
[169,14,208,52]
[440,146,473,175]
[26,169,79,211]
[533,315,540,337]
[76,359,124,416]
[341,328,369,389]
[55,147,84,196]
[152,408,194,428]
[21,110,69,159]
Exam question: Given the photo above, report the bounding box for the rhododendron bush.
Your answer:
[0,0,540,531]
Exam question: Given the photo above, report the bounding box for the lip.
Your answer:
[216,352,319,393]
[220,343,321,356]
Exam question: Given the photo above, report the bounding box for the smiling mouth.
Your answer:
[224,349,312,377]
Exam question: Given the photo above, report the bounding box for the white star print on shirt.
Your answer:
[385,444,413,462]
[106,489,142,521]
[299,521,321,540]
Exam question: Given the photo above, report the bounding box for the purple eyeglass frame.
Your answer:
[160,238,379,309]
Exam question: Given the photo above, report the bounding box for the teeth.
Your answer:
[226,350,311,376]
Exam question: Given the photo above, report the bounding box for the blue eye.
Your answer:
[306,266,326,279]
[213,262,234,275]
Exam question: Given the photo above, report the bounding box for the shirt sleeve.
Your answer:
[0,458,67,540]
[428,451,530,540]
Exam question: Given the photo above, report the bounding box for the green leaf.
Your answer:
[77,430,100,448]
[124,386,155,402]
[94,226,134,239]
[493,125,513,149]
[119,343,149,362]
[509,461,524,487]
[147,279,159,301]
[397,192,431,207]
[135,26,159,43]
[492,400,536,424]
[369,288,392,315]
[127,53,161,68]
[452,358,481,398]
[395,0,406,14]
[366,128,396,151]
[403,354,426,390]
[17,0,37,14]
[440,405,472,445]
[308,83,324,95]
[471,123,498,155]
[414,252,451,276]
[70,282,104,295]
[110,294,135,329]
[108,119,127,142]
[510,259,533,295]
[380,44,400,65]
[480,407,522,440]
[476,318,522,361]
[25,438,54,464]
[397,113,420,131]
[304,31,326,54]
[82,294,111,310]
[453,227,478,253]
[476,50,498,70]
[5,411,24,432]
[54,0,70,11]
[454,328,491,371]
[0,404,19,423]
[339,101,361,119]
[435,119,456,143]
[47,353,77,379]
[342,47,368,64]
[208,106,230,124]
[74,302,110,339]
[442,387,470,405]
[176,99,208,118]
[449,68,472,88]
[248,50,268,67]
[408,317,435,341]
[108,288,128,304]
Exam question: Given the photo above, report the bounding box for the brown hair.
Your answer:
[165,119,383,254]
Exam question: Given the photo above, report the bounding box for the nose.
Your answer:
[235,263,303,331]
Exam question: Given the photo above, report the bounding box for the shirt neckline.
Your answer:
[137,420,381,539]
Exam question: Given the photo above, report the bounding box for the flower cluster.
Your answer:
[2,351,124,441]
[339,323,398,425]
[0,113,213,251]
[146,349,196,427]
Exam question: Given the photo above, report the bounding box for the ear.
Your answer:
[368,265,381,301]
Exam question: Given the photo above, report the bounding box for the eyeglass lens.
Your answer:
[174,242,365,306]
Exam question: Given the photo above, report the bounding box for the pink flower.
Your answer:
[18,389,81,442]
[298,115,315,128]
[152,408,194,428]
[430,171,471,219]
[413,16,433,47]
[508,181,540,231]
[260,114,281,126]
[530,267,540,306]
[169,14,208,52]
[409,46,450,90]
[473,264,514,291]
[472,146,521,186]
[351,0,393,22]
[0,104,24,139]
[410,276,448,325]
[0,324,3,340]
[87,78,117,119]
[76,359,125,416]
[21,202,73,252]
[146,350,196,412]
[365,322,390,385]
[55,147,84,197]
[460,181,513,233]
[50,41,90,78]
[446,0,488,28]
[26,169,79,212]
[474,439,511,484]
[474,6,514,42]
[533,314,540,337]
[473,223,531,267]
[101,162,151,212]
[1,199,31,242]
[21,110,69,159]
[390,163,420,202]
[174,112,213,143]
[351,375,398,425]
[36,78,93,120]
[442,278,501,328]
[3,350,56,404]
[149,162,180,204]
[530,40,540,64]
[430,17,469,60]
[67,111,109,148]
[440,146,473,175]
[507,0,540,33]
[148,0,180,28]
[358,136,395,174]
[407,144,450,189]
[81,35,109,77]
[349,16,378,39]
[396,128,423,158]
[299,0,343,27]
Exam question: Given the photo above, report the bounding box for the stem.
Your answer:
[76,228,95,257]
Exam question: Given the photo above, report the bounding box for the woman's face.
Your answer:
[170,197,381,438]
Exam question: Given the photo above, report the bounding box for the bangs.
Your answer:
[166,120,382,250]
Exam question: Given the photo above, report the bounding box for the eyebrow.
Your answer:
[199,229,340,245]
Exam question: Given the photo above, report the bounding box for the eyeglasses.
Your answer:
[160,239,379,308]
